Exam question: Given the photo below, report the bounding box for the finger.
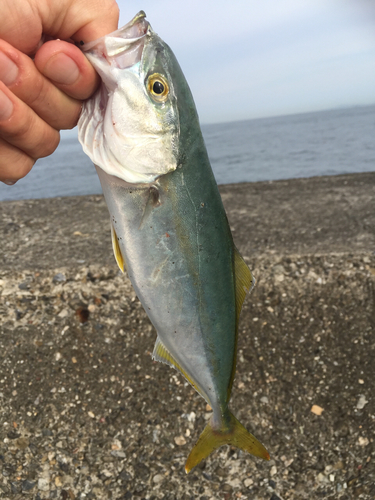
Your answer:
[0,0,119,55]
[0,0,42,55]
[34,39,100,100]
[0,81,60,159]
[0,137,35,184]
[0,40,84,130]
[43,0,120,43]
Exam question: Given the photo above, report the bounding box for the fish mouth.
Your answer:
[78,11,179,185]
[82,10,150,79]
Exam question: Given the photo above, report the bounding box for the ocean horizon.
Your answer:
[0,104,374,202]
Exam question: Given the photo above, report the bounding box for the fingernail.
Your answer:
[0,52,19,86]
[3,179,17,185]
[0,88,13,120]
[42,53,80,85]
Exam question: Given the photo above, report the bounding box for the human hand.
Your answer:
[0,0,119,184]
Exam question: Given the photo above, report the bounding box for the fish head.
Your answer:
[78,11,191,184]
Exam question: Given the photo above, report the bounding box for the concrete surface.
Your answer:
[0,173,374,499]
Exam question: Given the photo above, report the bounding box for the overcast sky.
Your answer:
[114,0,375,124]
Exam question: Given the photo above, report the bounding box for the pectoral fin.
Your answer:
[111,224,126,273]
[139,186,161,229]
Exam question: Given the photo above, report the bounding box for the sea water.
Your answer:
[0,104,374,201]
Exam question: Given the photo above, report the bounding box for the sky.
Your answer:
[113,0,375,124]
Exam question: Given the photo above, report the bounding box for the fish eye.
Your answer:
[153,81,164,94]
[147,73,169,102]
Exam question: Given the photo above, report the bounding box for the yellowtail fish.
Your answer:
[78,11,270,473]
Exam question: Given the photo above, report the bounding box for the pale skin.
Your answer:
[0,0,120,184]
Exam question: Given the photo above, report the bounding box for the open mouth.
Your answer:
[82,11,150,72]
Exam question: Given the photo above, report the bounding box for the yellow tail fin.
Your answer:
[185,411,269,473]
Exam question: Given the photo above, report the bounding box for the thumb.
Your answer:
[37,0,120,43]
[1,0,120,54]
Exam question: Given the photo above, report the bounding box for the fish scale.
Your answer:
[78,10,269,472]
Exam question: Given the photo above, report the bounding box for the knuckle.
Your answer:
[12,54,44,102]
[51,100,81,130]
[17,64,53,119]
[0,141,35,182]
[14,158,36,180]
[24,72,47,110]
[0,102,60,159]
[8,51,83,131]
[38,130,60,158]
[64,105,81,130]
[3,109,36,145]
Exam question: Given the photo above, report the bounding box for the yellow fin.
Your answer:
[227,247,255,398]
[185,411,270,474]
[152,337,202,396]
[234,246,255,320]
[111,224,125,273]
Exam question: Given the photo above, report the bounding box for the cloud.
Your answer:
[116,0,375,122]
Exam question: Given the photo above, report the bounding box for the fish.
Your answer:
[78,11,270,473]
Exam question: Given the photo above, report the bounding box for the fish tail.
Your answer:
[185,411,270,473]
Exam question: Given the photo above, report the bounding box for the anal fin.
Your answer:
[153,337,202,395]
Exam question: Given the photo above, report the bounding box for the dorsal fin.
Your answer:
[228,247,256,398]
[111,223,126,273]
[234,246,255,320]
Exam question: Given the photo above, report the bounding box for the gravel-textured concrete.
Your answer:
[0,173,374,500]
